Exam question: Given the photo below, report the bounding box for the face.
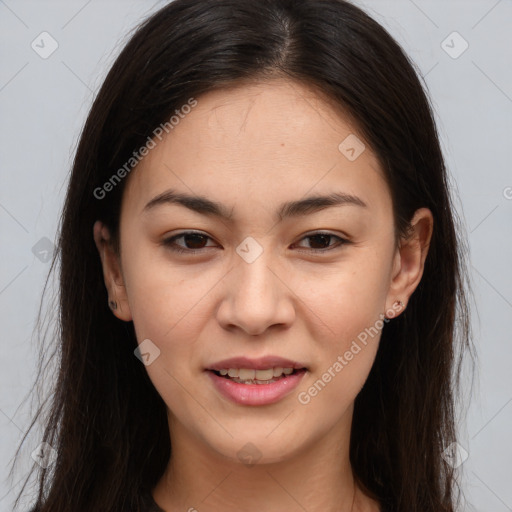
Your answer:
[94,78,432,465]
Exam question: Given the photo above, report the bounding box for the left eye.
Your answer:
[293,232,348,252]
[162,231,349,254]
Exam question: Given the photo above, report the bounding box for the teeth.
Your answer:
[238,369,256,380]
[215,367,298,381]
[255,369,274,380]
[273,367,283,377]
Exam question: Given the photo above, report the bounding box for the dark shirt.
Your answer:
[28,491,165,512]
[140,488,166,512]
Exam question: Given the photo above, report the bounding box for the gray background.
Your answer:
[1,1,511,511]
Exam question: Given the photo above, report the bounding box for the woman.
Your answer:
[13,0,474,510]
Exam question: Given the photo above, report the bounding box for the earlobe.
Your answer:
[93,220,133,322]
[385,208,433,314]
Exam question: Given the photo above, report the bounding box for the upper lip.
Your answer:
[206,356,308,371]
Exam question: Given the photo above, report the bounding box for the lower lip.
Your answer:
[206,370,307,406]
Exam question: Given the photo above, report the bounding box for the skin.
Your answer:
[94,78,433,512]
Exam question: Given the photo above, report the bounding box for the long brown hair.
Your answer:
[11,1,475,510]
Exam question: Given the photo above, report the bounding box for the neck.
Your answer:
[152,405,380,512]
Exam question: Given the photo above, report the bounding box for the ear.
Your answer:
[385,208,434,316]
[93,220,132,321]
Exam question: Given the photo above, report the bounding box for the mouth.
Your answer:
[205,361,308,405]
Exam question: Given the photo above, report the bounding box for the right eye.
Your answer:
[162,231,220,254]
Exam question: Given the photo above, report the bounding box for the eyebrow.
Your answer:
[142,189,367,222]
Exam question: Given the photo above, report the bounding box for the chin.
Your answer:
[201,429,310,467]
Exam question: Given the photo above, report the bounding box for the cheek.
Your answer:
[293,251,390,392]
[122,249,213,414]
[296,272,386,418]
[296,251,391,336]
[122,241,218,339]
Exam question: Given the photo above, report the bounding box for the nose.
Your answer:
[215,250,296,336]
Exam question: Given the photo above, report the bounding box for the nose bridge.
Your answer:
[217,240,294,335]
[236,249,276,304]
[234,235,275,294]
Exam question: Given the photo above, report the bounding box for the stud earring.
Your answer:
[109,299,117,311]
[384,299,405,320]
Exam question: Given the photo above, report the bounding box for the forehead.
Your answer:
[122,78,392,222]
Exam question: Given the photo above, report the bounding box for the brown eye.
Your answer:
[162,232,218,254]
[305,234,333,249]
[179,233,209,249]
[294,232,349,253]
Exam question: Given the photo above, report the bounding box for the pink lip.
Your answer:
[205,356,308,371]
[206,369,307,406]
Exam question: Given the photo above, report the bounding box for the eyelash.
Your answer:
[162,231,350,255]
